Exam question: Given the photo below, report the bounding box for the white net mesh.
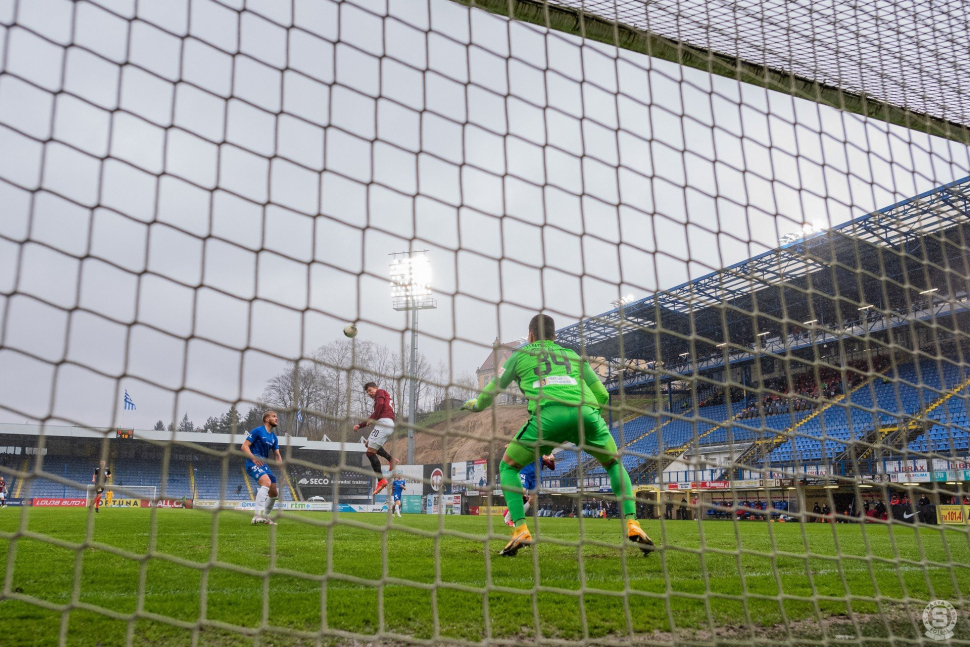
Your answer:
[0,0,969,645]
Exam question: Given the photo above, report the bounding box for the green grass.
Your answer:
[413,407,474,429]
[0,509,967,646]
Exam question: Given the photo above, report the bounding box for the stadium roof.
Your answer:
[556,176,970,369]
[0,423,365,453]
[458,0,970,144]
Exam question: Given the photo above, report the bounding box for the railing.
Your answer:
[606,294,970,393]
[722,373,884,478]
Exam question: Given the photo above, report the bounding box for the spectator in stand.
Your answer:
[813,501,821,521]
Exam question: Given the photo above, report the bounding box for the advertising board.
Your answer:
[104,498,142,508]
[144,499,193,508]
[424,464,448,493]
[937,505,970,524]
[400,495,422,514]
[32,498,86,507]
[382,464,425,495]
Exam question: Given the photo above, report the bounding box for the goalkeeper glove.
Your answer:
[461,399,480,412]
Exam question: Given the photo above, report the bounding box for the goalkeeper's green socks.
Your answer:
[606,461,637,518]
[499,461,526,526]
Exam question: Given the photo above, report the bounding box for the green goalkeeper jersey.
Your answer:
[474,340,610,415]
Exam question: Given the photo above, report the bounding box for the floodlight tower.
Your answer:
[390,251,437,465]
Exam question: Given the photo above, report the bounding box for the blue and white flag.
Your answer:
[123,390,136,411]
[297,409,304,423]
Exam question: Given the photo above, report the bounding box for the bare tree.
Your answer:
[261,338,449,440]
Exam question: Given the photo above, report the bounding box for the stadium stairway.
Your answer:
[565,411,673,481]
[628,408,744,484]
[12,457,28,498]
[841,372,970,467]
[242,466,255,499]
[282,469,299,501]
[188,464,197,498]
[724,373,882,477]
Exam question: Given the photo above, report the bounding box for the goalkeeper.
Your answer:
[463,314,654,557]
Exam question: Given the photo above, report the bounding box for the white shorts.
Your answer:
[366,418,395,450]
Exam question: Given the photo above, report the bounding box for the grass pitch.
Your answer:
[0,508,967,646]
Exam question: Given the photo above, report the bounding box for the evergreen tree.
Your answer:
[242,407,264,431]
[219,405,242,434]
[177,413,195,432]
[153,420,165,431]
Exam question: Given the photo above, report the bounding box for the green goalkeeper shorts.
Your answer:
[505,404,619,467]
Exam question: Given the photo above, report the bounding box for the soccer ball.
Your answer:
[343,324,358,338]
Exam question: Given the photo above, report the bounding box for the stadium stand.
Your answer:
[544,178,970,489]
[0,425,368,504]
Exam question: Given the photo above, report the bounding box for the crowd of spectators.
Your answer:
[581,501,619,518]
[735,356,889,420]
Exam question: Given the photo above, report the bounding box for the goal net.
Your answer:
[0,0,968,645]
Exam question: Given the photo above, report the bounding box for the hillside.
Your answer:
[384,406,530,465]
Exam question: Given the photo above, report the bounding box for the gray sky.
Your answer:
[0,0,968,430]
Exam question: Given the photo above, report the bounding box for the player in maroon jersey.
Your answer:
[354,382,398,495]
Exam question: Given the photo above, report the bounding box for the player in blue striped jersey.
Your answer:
[504,454,555,526]
[242,411,283,526]
[391,476,406,518]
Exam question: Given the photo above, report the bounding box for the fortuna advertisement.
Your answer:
[104,498,142,508]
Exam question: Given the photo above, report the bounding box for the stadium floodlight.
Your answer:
[758,331,770,337]
[679,352,689,357]
[390,251,437,465]
[716,343,727,348]
[611,294,636,308]
[920,288,939,295]
[803,320,818,325]
[858,305,873,310]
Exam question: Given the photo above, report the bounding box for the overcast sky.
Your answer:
[0,0,968,431]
